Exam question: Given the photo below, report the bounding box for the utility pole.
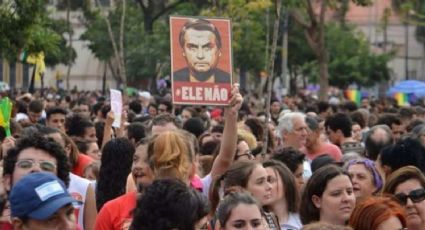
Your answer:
[262,0,282,156]
[281,11,289,95]
[405,19,409,80]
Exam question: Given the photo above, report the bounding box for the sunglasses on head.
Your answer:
[395,188,425,206]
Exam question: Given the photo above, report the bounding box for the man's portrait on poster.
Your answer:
[173,18,231,83]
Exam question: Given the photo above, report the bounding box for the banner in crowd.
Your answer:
[110,89,122,128]
[19,51,45,82]
[170,16,233,105]
[344,89,361,105]
[0,97,13,137]
[393,92,409,106]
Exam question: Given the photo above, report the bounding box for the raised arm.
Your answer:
[101,111,114,149]
[209,84,242,179]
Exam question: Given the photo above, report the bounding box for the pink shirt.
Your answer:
[304,142,343,161]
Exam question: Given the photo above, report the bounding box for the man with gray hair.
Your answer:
[364,124,394,160]
[277,112,309,150]
[277,112,312,183]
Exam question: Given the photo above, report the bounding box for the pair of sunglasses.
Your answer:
[395,188,425,206]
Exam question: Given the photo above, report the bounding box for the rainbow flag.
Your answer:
[0,97,13,137]
[345,89,361,105]
[394,92,409,106]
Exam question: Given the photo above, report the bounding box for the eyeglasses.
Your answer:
[235,150,254,160]
[15,159,57,172]
[394,188,425,206]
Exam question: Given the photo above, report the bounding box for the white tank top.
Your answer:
[68,173,91,230]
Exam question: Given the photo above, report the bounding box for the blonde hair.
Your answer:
[237,129,257,149]
[148,130,193,183]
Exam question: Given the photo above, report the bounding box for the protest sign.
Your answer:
[110,89,122,128]
[170,16,233,105]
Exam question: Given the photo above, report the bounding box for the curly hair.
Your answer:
[379,138,425,175]
[32,124,79,168]
[4,134,70,187]
[96,138,135,211]
[130,179,209,230]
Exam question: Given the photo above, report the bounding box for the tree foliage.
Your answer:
[79,0,394,91]
[201,0,272,84]
[44,18,77,66]
[293,23,393,88]
[0,0,75,66]
[288,0,373,100]
[81,1,205,88]
[81,0,273,88]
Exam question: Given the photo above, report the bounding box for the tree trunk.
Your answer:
[378,7,391,98]
[422,44,425,80]
[280,11,289,92]
[107,59,120,83]
[290,71,297,95]
[317,0,329,101]
[291,0,329,101]
[318,53,329,100]
[119,0,127,89]
[95,0,126,89]
[133,0,189,91]
[262,0,282,156]
[102,61,107,95]
[66,0,72,90]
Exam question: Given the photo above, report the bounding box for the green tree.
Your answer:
[0,0,74,66]
[202,0,272,89]
[412,3,425,76]
[44,18,77,66]
[289,0,372,100]
[296,23,393,89]
[287,18,316,93]
[82,0,205,90]
[392,0,425,79]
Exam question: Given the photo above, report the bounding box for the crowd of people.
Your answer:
[1,85,425,230]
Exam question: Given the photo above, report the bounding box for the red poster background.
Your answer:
[170,16,233,105]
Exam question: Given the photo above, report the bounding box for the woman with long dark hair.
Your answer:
[96,138,135,211]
